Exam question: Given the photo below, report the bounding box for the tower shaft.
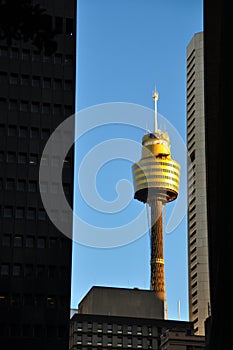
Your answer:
[149,199,165,301]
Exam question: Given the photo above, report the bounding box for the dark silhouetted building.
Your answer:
[0,1,76,349]
[204,0,232,348]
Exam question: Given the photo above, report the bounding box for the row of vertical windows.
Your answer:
[0,323,67,338]
[0,206,46,220]
[0,45,73,63]
[0,124,50,139]
[0,71,73,90]
[77,334,144,347]
[1,234,69,249]
[0,98,73,115]
[77,322,151,335]
[0,151,71,168]
[0,263,68,279]
[0,177,70,194]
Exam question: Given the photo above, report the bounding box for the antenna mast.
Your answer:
[153,87,159,132]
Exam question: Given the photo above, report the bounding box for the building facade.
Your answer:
[160,329,205,350]
[186,31,210,335]
[0,1,76,349]
[69,287,195,350]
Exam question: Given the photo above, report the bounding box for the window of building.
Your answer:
[25,236,34,248]
[0,264,10,276]
[107,335,112,345]
[137,325,142,334]
[46,296,56,307]
[10,48,19,59]
[87,322,92,331]
[136,338,142,348]
[28,180,37,192]
[2,234,11,247]
[41,128,50,140]
[53,103,62,114]
[107,324,112,333]
[22,49,30,60]
[127,337,132,347]
[38,209,46,221]
[9,99,17,110]
[0,46,8,57]
[77,334,82,344]
[0,97,7,110]
[8,125,17,136]
[42,103,50,114]
[64,79,72,90]
[10,73,18,85]
[19,126,28,137]
[43,77,51,88]
[3,206,13,218]
[32,50,40,62]
[12,264,21,276]
[30,127,39,138]
[48,265,56,278]
[117,336,123,347]
[17,179,26,191]
[97,323,102,332]
[0,124,4,135]
[49,237,57,248]
[18,152,27,164]
[64,104,72,116]
[31,102,40,113]
[21,74,30,86]
[27,207,36,220]
[117,324,123,333]
[43,54,51,63]
[87,334,92,345]
[97,334,102,345]
[20,100,29,112]
[0,151,4,162]
[77,322,82,331]
[6,178,15,190]
[11,294,20,307]
[15,207,24,219]
[64,54,72,64]
[36,266,45,277]
[54,53,62,64]
[24,264,33,277]
[54,78,62,89]
[14,235,23,247]
[7,152,16,163]
[65,18,73,35]
[127,325,132,334]
[29,153,38,165]
[37,237,46,248]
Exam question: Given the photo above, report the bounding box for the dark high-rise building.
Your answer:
[0,1,76,349]
[204,0,232,348]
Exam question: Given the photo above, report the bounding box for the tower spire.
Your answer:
[153,85,159,132]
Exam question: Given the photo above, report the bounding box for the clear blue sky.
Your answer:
[71,0,203,321]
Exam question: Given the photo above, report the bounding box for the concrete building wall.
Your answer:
[78,286,164,320]
[186,31,210,336]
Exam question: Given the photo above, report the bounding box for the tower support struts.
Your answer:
[149,199,165,300]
